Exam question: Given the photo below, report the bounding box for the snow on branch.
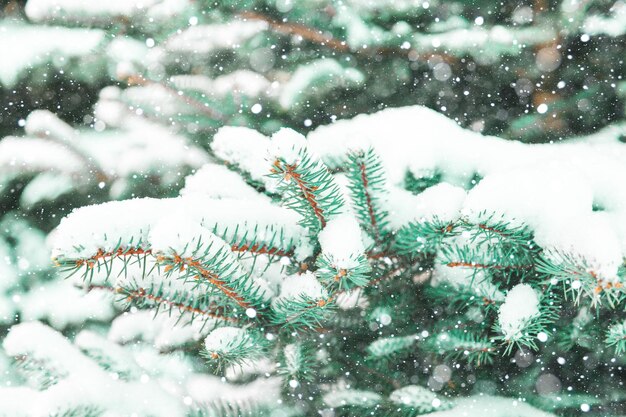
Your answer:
[307,106,626,291]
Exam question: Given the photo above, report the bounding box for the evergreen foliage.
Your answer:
[2,0,626,416]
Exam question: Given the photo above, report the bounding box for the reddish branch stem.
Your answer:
[169,255,252,309]
[86,284,237,323]
[273,160,327,228]
[75,247,151,268]
[239,10,456,63]
[126,287,238,323]
[358,162,380,241]
[230,242,292,257]
[446,261,533,270]
[239,11,349,53]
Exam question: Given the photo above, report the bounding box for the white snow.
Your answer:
[279,59,365,109]
[0,23,105,87]
[211,126,275,190]
[149,216,223,257]
[276,272,328,301]
[386,184,467,229]
[24,110,77,141]
[170,71,273,99]
[323,389,382,408]
[1,321,186,417]
[50,195,310,261]
[204,326,250,353]
[307,105,626,280]
[25,0,188,24]
[181,164,270,201]
[431,265,505,303]
[318,215,366,270]
[583,2,626,37]
[185,374,281,406]
[269,128,307,165]
[19,173,75,209]
[412,25,556,63]
[426,395,555,417]
[389,385,443,408]
[498,284,540,340]
[164,21,267,54]
[0,112,208,199]
[19,282,115,329]
[109,310,204,349]
[0,137,84,177]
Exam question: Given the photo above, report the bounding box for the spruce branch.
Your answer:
[606,320,626,355]
[189,400,268,417]
[27,110,109,183]
[49,406,103,417]
[316,254,372,291]
[346,148,389,243]
[238,11,456,64]
[395,217,457,255]
[210,222,296,259]
[441,244,535,274]
[238,11,350,53]
[125,74,226,122]
[270,150,343,233]
[537,251,625,307]
[366,334,417,362]
[494,290,560,354]
[13,354,68,390]
[278,342,316,384]
[271,294,335,330]
[116,283,238,325]
[54,242,152,284]
[422,329,496,366]
[202,327,268,371]
[158,249,262,311]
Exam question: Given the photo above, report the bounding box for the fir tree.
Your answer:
[2,0,626,416]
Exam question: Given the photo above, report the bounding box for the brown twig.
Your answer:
[230,242,293,257]
[272,159,327,228]
[165,254,252,309]
[239,11,349,53]
[239,10,457,64]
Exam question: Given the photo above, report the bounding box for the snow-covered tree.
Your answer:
[3,105,626,415]
[2,0,626,416]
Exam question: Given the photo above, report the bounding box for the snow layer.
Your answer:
[1,322,186,417]
[318,215,366,269]
[0,112,207,199]
[0,23,105,87]
[498,284,540,340]
[308,105,626,279]
[109,310,213,349]
[270,128,307,165]
[426,395,555,417]
[276,272,327,301]
[50,195,309,261]
[165,21,267,54]
[323,389,382,408]
[171,70,273,99]
[211,126,275,189]
[204,326,249,352]
[279,59,365,109]
[25,0,188,23]
[386,184,467,228]
[19,282,115,329]
[181,163,271,201]
[583,2,626,37]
